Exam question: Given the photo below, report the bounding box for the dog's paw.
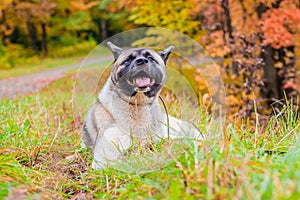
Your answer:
[189,124,205,140]
[80,141,87,149]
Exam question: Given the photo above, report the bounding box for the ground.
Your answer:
[0,56,111,99]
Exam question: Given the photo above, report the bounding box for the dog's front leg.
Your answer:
[168,115,204,140]
[92,126,131,169]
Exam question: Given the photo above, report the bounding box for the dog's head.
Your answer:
[107,42,174,105]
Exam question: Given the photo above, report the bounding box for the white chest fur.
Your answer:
[98,80,166,141]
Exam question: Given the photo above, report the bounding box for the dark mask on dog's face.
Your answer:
[107,42,174,105]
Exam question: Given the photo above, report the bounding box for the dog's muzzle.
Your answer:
[116,57,164,97]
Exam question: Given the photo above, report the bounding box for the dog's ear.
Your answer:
[107,42,124,60]
[158,45,174,64]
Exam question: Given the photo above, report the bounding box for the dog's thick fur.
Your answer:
[83,42,202,169]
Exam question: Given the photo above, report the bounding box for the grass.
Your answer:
[0,71,300,199]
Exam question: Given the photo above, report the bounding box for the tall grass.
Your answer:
[0,73,299,199]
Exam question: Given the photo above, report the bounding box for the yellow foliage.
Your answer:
[123,0,202,36]
[0,0,12,18]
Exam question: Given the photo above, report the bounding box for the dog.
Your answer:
[82,42,203,169]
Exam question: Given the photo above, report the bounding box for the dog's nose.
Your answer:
[135,57,149,65]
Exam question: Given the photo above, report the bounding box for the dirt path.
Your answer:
[0,56,112,99]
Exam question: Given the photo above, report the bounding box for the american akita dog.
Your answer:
[83,42,203,169]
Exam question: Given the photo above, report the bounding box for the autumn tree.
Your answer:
[12,0,57,56]
[0,0,14,46]
[113,0,300,118]
[259,0,300,103]
[221,0,299,113]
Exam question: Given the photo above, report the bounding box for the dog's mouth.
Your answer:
[126,72,156,89]
[117,69,164,98]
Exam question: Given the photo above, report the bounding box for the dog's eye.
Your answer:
[146,55,158,64]
[147,56,154,60]
[122,58,132,65]
[144,52,153,60]
[146,54,155,62]
[122,55,135,65]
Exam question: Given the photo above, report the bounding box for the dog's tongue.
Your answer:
[135,77,151,87]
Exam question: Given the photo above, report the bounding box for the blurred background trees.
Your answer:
[0,0,299,118]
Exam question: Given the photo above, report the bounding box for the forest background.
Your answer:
[1,0,300,121]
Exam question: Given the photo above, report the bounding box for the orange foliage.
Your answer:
[261,0,300,49]
[70,0,98,11]
[110,0,300,117]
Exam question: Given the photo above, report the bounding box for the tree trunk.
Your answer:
[41,23,47,57]
[221,0,239,75]
[221,0,234,44]
[1,9,7,46]
[238,0,247,24]
[256,3,281,103]
[100,18,107,41]
[261,45,279,100]
[26,20,38,54]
